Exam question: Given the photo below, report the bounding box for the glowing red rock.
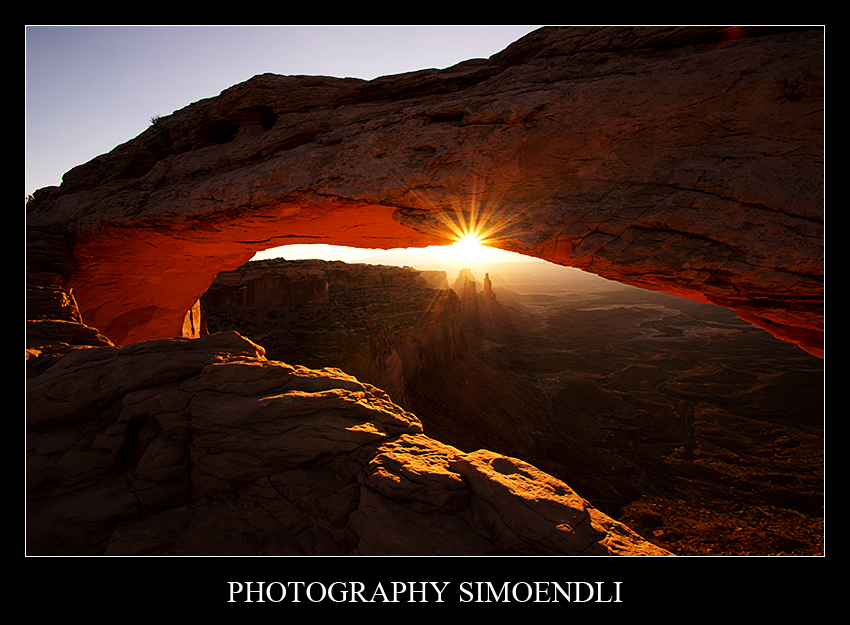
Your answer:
[27,26,823,356]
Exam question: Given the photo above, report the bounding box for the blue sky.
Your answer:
[25,25,541,196]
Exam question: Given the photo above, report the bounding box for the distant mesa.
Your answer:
[452,267,479,299]
[418,269,449,290]
[199,259,511,410]
[201,258,462,408]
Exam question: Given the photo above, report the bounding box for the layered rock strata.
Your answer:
[25,26,823,356]
[26,229,113,379]
[201,259,462,407]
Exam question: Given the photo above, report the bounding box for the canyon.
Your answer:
[201,258,463,408]
[25,26,823,556]
[202,257,824,556]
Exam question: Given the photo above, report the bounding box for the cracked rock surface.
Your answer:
[26,331,668,556]
[26,26,823,356]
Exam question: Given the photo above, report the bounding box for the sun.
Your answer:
[449,232,489,263]
[423,186,525,266]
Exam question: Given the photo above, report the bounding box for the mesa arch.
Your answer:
[26,26,824,357]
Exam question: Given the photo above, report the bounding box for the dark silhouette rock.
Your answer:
[201,258,464,407]
[482,273,496,301]
[26,330,668,556]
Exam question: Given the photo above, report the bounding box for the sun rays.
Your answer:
[438,202,502,248]
[429,192,519,265]
[250,182,532,269]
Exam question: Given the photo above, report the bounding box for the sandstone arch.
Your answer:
[26,26,824,356]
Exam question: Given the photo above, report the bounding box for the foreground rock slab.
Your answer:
[26,331,669,556]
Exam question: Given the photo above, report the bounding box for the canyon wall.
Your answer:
[201,259,462,406]
[202,260,331,308]
[25,26,823,356]
[201,259,518,413]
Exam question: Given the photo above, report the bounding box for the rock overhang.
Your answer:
[25,26,824,356]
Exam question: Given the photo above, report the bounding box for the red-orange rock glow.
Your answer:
[27,26,823,356]
[69,198,448,345]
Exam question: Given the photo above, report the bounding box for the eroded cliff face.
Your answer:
[25,26,823,356]
[201,259,462,407]
[202,260,331,308]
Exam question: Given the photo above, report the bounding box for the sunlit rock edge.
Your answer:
[26,329,670,556]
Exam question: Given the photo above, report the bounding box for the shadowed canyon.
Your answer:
[25,26,823,556]
[201,257,823,556]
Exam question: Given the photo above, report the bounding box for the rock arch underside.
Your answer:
[26,26,824,556]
